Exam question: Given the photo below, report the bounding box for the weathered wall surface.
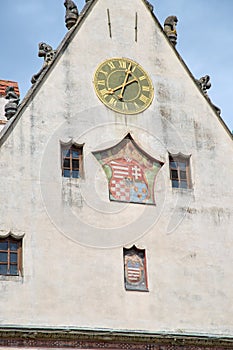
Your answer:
[0,98,7,132]
[0,0,233,336]
[0,98,6,119]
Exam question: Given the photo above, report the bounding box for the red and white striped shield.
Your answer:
[125,253,144,285]
[108,158,149,203]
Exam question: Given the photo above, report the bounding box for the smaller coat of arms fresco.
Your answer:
[123,246,148,291]
[93,134,163,205]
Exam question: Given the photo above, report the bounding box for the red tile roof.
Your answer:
[0,80,20,97]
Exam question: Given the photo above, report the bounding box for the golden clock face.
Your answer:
[93,58,154,115]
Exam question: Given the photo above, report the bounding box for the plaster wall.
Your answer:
[0,98,7,132]
[0,0,232,336]
[0,98,6,118]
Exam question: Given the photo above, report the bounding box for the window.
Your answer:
[61,144,83,178]
[0,237,22,276]
[169,153,192,189]
[123,246,148,292]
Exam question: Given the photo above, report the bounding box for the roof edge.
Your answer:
[147,7,232,140]
[0,0,232,147]
[0,0,95,147]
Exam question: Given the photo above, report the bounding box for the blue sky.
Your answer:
[1,0,232,131]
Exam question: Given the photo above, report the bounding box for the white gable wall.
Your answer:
[0,0,233,335]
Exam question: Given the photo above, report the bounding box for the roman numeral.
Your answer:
[109,97,117,106]
[118,60,127,69]
[133,102,139,110]
[142,86,150,92]
[107,62,116,70]
[139,94,148,103]
[100,88,108,96]
[122,102,128,111]
[139,75,146,81]
[131,65,137,72]
[99,69,108,77]
[98,80,106,86]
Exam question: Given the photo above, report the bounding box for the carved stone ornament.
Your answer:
[64,0,79,30]
[31,42,56,84]
[196,75,221,115]
[144,0,154,12]
[164,15,178,47]
[196,75,211,95]
[4,86,20,120]
[0,229,25,239]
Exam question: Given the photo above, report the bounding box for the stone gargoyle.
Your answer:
[4,86,20,120]
[31,42,56,84]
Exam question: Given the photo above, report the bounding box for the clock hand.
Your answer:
[118,63,132,100]
[106,78,138,95]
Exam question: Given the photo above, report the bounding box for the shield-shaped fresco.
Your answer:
[93,134,163,205]
[108,158,149,203]
[123,246,148,291]
[125,253,144,284]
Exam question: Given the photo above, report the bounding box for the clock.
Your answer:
[93,57,154,114]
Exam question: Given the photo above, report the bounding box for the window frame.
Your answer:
[0,236,22,276]
[61,143,84,179]
[169,153,192,189]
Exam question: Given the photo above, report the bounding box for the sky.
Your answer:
[0,0,232,131]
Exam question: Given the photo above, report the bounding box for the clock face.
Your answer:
[93,58,154,115]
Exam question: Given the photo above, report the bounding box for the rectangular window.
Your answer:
[0,237,22,276]
[169,154,191,189]
[61,144,83,178]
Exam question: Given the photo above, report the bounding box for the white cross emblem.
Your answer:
[132,166,141,180]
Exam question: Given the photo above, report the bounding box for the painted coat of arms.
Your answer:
[123,246,148,291]
[125,252,144,284]
[93,134,163,205]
